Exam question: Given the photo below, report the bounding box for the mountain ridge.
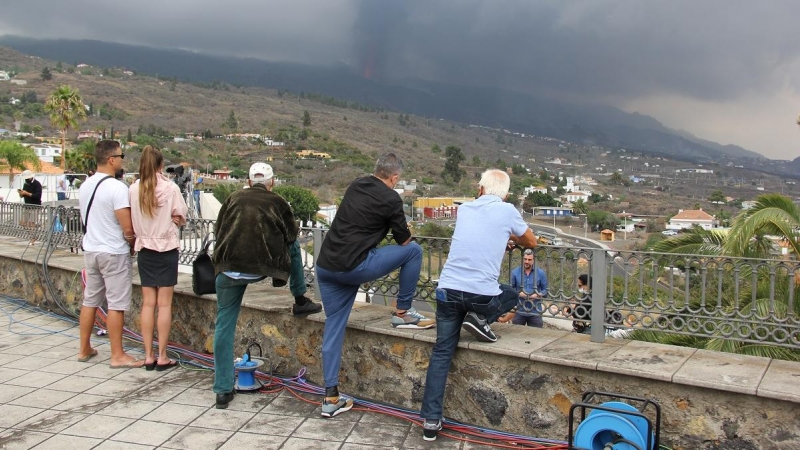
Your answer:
[0,35,767,163]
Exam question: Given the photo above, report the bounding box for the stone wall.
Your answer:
[1,249,799,450]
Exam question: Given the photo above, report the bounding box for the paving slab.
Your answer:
[109,419,183,447]
[673,349,771,395]
[161,426,233,450]
[596,339,696,381]
[757,359,800,403]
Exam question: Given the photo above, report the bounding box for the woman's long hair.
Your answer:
[138,145,164,218]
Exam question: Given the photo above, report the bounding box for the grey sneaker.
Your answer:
[462,312,497,342]
[321,395,353,418]
[391,310,435,329]
[423,418,442,441]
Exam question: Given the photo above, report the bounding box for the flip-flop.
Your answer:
[155,359,179,372]
[77,349,98,362]
[110,359,144,369]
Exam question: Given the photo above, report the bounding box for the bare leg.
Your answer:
[107,310,141,366]
[78,306,97,359]
[140,286,157,364]
[156,286,174,362]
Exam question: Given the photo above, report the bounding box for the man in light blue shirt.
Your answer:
[503,248,548,327]
[420,169,538,441]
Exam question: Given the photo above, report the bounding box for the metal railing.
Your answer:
[2,202,798,350]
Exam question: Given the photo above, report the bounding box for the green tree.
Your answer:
[225,110,238,130]
[708,189,726,204]
[725,194,800,257]
[302,110,312,127]
[539,169,549,183]
[40,67,52,81]
[415,222,454,238]
[608,172,624,185]
[44,85,86,171]
[273,185,320,224]
[126,129,132,143]
[431,144,441,154]
[0,141,41,186]
[64,139,97,174]
[523,191,558,211]
[55,62,63,72]
[587,210,618,231]
[213,183,243,203]
[441,145,465,183]
[572,198,589,215]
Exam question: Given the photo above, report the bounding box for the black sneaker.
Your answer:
[215,391,235,409]
[423,418,442,441]
[293,296,323,316]
[462,312,497,342]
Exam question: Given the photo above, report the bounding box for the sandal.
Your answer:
[155,358,179,371]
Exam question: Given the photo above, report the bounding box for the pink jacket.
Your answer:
[129,174,188,252]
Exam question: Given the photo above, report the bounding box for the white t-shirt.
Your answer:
[79,173,130,254]
[56,175,67,193]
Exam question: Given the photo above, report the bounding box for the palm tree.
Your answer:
[725,194,800,257]
[0,141,41,186]
[64,139,97,174]
[44,85,87,171]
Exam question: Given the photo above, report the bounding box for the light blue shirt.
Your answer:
[438,195,529,296]
[223,271,263,280]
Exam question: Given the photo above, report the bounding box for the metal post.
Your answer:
[590,249,608,343]
[312,227,324,298]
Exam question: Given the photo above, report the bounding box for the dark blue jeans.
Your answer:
[317,242,423,388]
[512,312,543,327]
[420,284,518,420]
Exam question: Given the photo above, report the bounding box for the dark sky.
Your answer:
[2,0,799,159]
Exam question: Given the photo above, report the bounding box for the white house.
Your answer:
[741,200,757,210]
[22,143,62,164]
[667,209,718,231]
[523,185,548,196]
[0,70,9,81]
[564,191,590,203]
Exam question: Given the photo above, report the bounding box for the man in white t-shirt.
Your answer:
[56,174,67,201]
[77,140,142,368]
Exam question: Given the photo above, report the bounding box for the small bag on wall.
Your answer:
[192,235,216,295]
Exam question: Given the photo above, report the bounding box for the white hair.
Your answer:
[479,169,510,198]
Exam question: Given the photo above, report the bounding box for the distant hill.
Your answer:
[0,35,766,163]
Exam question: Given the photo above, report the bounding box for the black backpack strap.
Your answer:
[81,176,113,234]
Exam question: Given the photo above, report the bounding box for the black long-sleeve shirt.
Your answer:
[22,178,42,205]
[317,176,411,272]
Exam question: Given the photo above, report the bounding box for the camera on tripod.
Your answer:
[165,164,193,194]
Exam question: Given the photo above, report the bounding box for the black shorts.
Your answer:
[137,248,179,287]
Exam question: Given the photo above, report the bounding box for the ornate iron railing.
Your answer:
[2,202,798,349]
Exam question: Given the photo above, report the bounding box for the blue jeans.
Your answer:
[57,192,66,201]
[512,313,543,327]
[316,242,422,388]
[420,284,518,420]
[213,272,265,394]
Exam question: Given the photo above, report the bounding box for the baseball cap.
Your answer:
[21,170,33,179]
[249,162,273,183]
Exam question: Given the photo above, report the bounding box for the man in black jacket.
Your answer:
[211,162,319,409]
[18,170,42,244]
[315,152,431,418]
[18,170,42,205]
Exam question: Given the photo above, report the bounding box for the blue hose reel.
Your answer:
[234,343,266,392]
[569,391,661,450]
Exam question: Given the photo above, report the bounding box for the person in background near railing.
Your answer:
[18,169,42,245]
[211,162,320,410]
[420,169,538,442]
[56,173,67,201]
[77,140,143,368]
[501,248,548,327]
[129,145,188,372]
[567,274,628,338]
[315,152,431,419]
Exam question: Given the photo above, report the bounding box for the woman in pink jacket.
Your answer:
[130,146,188,371]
